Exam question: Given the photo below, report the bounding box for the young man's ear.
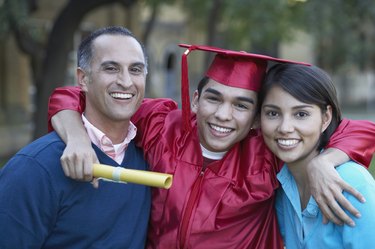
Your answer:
[77,68,89,92]
[321,105,333,133]
[191,90,199,114]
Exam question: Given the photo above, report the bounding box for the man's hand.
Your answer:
[52,110,100,187]
[307,148,365,226]
[60,138,98,181]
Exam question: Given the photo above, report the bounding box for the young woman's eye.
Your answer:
[296,112,309,118]
[267,111,278,116]
[264,110,279,119]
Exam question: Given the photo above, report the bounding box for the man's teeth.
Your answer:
[110,93,132,99]
[277,139,299,146]
[210,124,232,133]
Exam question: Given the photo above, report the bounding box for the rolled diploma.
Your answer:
[93,163,173,189]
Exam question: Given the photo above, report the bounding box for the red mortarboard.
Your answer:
[179,44,310,131]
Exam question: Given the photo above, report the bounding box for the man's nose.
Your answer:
[116,70,132,87]
[215,103,232,121]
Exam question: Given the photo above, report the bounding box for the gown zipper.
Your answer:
[179,168,206,248]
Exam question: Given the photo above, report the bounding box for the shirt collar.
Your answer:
[82,114,137,160]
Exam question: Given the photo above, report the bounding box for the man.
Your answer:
[48,45,375,248]
[0,26,151,248]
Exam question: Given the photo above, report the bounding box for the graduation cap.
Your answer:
[179,44,310,131]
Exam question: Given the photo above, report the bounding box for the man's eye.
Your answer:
[105,66,117,72]
[206,96,219,102]
[130,66,144,75]
[234,103,248,110]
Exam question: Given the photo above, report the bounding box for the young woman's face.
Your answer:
[260,85,331,166]
[192,79,257,152]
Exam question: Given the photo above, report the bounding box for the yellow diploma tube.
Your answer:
[93,164,173,189]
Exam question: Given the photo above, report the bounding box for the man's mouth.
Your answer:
[209,123,233,133]
[110,92,133,100]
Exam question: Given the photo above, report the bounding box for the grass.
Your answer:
[369,154,375,178]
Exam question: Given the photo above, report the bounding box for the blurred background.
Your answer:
[0,0,374,171]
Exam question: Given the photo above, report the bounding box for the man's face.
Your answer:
[192,79,257,152]
[79,34,146,132]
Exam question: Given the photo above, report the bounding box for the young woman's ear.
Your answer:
[77,68,89,92]
[191,90,199,114]
[321,105,333,133]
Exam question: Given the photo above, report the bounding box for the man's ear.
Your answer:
[191,90,199,114]
[77,68,88,92]
[321,105,333,133]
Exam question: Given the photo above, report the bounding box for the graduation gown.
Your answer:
[48,86,375,249]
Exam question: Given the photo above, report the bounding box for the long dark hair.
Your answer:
[258,63,342,150]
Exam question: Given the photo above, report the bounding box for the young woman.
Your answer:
[258,63,375,249]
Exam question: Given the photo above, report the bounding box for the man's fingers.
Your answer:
[61,161,71,177]
[317,199,343,226]
[83,160,94,182]
[91,178,100,188]
[334,191,361,219]
[327,196,355,226]
[340,181,366,203]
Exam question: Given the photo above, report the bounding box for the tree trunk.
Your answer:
[33,0,136,138]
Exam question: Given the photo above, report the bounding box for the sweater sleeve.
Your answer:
[326,119,375,167]
[47,86,86,132]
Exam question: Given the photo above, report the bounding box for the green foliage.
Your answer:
[181,0,306,51]
[300,0,375,71]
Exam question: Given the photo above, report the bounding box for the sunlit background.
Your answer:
[0,0,374,172]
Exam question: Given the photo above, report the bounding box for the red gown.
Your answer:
[48,86,375,249]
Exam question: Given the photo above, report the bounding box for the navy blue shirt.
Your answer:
[0,132,151,249]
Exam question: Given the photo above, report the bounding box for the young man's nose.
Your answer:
[215,103,232,121]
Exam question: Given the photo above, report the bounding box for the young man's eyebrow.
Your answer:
[204,87,222,96]
[237,96,255,105]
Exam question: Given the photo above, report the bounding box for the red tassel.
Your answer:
[181,48,193,132]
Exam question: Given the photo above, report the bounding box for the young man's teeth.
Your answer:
[211,124,231,133]
[277,139,298,146]
[110,93,132,99]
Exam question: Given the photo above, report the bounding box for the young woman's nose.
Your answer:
[278,116,294,133]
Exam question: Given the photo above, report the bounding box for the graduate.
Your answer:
[259,63,375,248]
[48,44,375,249]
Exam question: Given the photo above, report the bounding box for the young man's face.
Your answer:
[192,78,257,152]
[79,34,147,134]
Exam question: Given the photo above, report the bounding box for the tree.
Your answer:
[1,0,137,139]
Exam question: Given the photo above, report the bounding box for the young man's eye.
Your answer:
[206,96,220,102]
[234,103,248,110]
